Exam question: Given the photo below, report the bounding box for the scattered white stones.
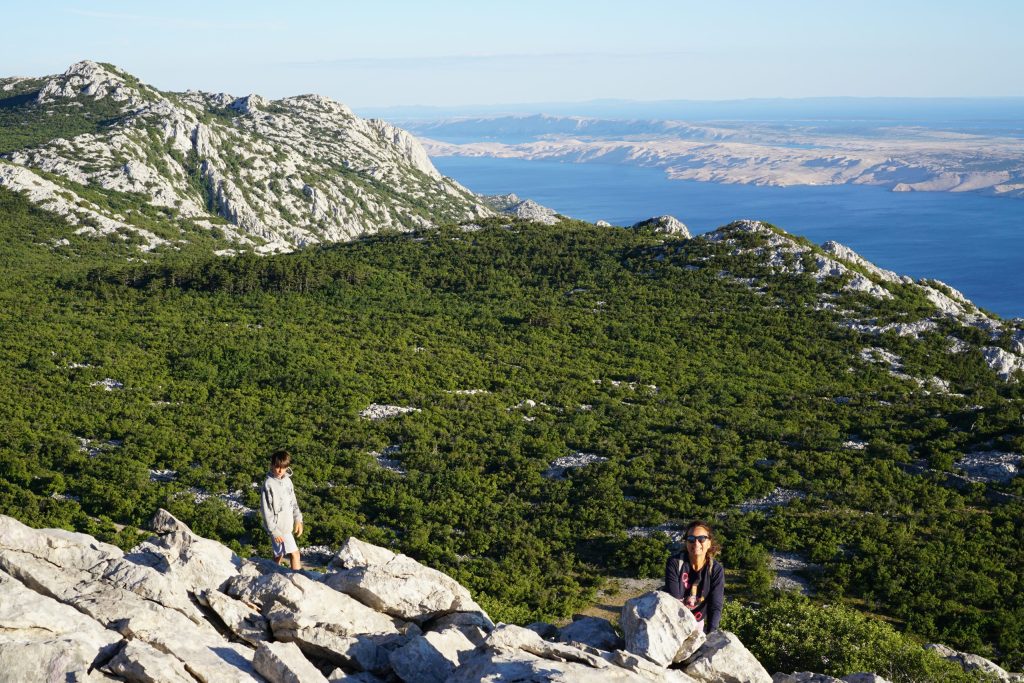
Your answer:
[842,439,869,450]
[149,469,178,483]
[543,452,609,479]
[359,404,420,420]
[841,318,938,338]
[859,347,950,393]
[593,379,658,392]
[370,445,406,476]
[770,552,820,595]
[76,437,121,458]
[981,346,1024,381]
[737,488,806,513]
[947,336,972,354]
[446,389,490,395]
[955,451,1022,484]
[626,523,686,543]
[91,378,125,390]
[180,487,254,515]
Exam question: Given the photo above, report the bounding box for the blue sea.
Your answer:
[433,156,1024,319]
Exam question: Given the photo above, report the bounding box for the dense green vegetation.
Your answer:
[0,83,128,154]
[0,186,1021,674]
[723,594,991,682]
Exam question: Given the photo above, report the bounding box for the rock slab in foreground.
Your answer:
[621,591,705,667]
[684,630,772,683]
[559,615,625,652]
[254,640,329,683]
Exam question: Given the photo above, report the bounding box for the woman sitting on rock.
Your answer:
[664,520,724,633]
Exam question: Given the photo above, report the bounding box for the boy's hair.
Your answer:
[270,449,292,468]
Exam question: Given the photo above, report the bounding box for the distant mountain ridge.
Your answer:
[411,113,1024,199]
[0,61,493,252]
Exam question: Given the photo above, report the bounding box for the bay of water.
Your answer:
[434,156,1023,319]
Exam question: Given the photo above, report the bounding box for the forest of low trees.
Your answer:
[1,187,1021,674]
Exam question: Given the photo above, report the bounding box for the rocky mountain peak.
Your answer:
[36,60,139,105]
[0,60,493,253]
[630,214,691,237]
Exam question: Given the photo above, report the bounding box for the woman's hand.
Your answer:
[294,520,304,537]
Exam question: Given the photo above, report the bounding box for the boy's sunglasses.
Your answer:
[685,535,710,543]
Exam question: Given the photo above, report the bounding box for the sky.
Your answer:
[3,1,1024,108]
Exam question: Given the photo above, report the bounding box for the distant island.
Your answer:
[402,109,1024,199]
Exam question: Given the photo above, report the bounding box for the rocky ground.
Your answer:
[2,511,1019,682]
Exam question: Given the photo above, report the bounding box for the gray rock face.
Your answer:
[559,615,625,652]
[488,623,614,669]
[197,587,271,645]
[253,640,330,683]
[326,537,486,623]
[102,639,195,683]
[129,508,243,594]
[840,675,892,683]
[388,627,478,683]
[0,570,122,681]
[684,630,772,683]
[630,215,691,238]
[620,591,705,667]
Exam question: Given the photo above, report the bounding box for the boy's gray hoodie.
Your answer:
[260,471,302,538]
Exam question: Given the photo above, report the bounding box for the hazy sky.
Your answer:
[4,1,1023,107]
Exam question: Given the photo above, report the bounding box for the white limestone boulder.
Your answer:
[683,630,771,683]
[326,537,486,623]
[127,508,243,594]
[253,640,329,683]
[0,570,123,682]
[630,215,691,238]
[620,591,705,666]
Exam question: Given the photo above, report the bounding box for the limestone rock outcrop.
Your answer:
[683,630,772,683]
[484,192,561,224]
[0,60,492,253]
[0,509,927,683]
[325,537,486,623]
[630,215,691,238]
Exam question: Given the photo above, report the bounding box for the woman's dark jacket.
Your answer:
[664,552,725,632]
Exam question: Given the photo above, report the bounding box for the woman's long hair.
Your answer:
[684,520,722,559]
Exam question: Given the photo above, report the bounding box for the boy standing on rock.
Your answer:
[260,449,304,569]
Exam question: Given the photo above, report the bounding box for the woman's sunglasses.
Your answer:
[685,535,710,543]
